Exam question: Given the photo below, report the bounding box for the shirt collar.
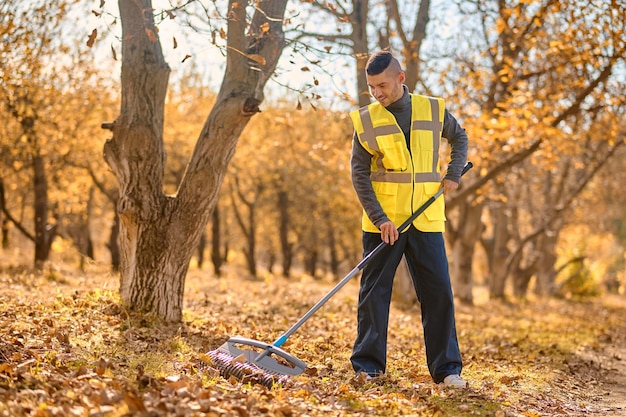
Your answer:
[386,85,410,111]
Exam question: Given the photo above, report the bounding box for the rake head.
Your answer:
[207,336,307,388]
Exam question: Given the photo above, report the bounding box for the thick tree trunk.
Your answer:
[104,0,173,317]
[117,211,195,319]
[104,0,287,320]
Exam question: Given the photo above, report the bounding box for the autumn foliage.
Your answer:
[1,265,625,416]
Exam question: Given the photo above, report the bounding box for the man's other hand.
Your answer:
[379,221,399,245]
[441,179,459,195]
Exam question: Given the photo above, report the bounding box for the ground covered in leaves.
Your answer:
[0,263,625,417]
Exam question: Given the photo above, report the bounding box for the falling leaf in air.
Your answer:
[86,29,97,47]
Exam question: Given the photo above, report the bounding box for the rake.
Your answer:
[208,162,473,387]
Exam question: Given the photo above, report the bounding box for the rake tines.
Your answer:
[206,337,307,388]
[208,350,290,388]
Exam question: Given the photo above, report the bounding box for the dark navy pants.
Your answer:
[350,226,462,383]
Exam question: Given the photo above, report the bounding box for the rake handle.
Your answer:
[271,162,473,349]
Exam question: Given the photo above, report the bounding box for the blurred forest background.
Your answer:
[1,0,625,306]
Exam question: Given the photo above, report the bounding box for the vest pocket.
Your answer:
[372,181,399,222]
[422,183,446,221]
[376,135,408,171]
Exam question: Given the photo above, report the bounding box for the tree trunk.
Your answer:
[71,186,96,271]
[103,0,288,320]
[487,205,511,299]
[266,250,276,274]
[328,224,339,277]
[243,199,257,277]
[210,206,225,277]
[1,217,7,249]
[0,179,8,249]
[306,247,318,278]
[196,231,206,269]
[450,200,483,304]
[391,257,418,308]
[351,0,371,107]
[512,265,535,298]
[33,153,52,268]
[533,232,559,297]
[385,0,431,91]
[230,178,261,278]
[278,189,293,277]
[108,210,120,272]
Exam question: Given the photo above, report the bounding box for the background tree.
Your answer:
[225,104,358,279]
[439,0,626,302]
[0,0,111,268]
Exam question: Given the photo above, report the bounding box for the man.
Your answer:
[349,51,468,388]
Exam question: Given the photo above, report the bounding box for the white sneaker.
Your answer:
[442,374,468,389]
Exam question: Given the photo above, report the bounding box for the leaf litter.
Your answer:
[0,264,625,416]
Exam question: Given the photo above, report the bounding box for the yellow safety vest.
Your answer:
[350,94,446,233]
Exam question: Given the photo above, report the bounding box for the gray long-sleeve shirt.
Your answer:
[350,87,469,229]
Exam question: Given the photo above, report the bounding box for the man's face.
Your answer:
[366,67,405,107]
